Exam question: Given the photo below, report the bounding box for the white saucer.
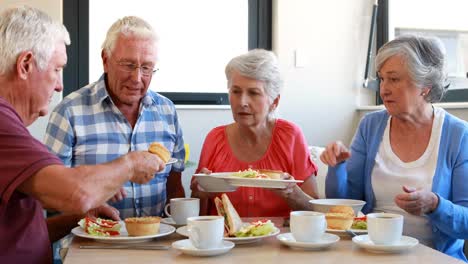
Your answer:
[172,239,235,257]
[352,235,419,253]
[277,233,340,250]
[161,217,184,227]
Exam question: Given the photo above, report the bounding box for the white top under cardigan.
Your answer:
[372,107,445,247]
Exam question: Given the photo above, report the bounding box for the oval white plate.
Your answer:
[177,226,280,244]
[172,239,235,257]
[277,232,340,250]
[71,222,175,244]
[352,234,419,253]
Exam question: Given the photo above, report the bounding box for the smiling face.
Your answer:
[228,71,277,127]
[25,42,67,125]
[102,34,157,108]
[378,55,428,117]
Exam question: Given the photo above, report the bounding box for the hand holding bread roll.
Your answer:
[148,142,170,163]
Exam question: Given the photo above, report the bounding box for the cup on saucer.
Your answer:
[290,211,327,243]
[187,216,224,249]
[164,198,200,225]
[367,213,403,245]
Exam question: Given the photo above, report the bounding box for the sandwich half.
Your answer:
[214,193,243,236]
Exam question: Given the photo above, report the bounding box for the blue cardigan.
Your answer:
[326,110,468,261]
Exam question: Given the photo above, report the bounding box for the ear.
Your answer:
[102,50,109,73]
[16,51,34,80]
[271,95,280,111]
[421,87,431,97]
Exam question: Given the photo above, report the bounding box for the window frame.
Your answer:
[62,0,272,105]
[376,0,468,104]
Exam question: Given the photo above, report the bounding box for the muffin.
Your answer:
[124,216,161,236]
[325,205,354,230]
[148,142,170,163]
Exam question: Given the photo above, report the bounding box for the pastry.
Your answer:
[148,142,170,163]
[124,216,161,236]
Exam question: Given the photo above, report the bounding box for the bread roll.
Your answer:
[148,142,170,163]
[258,169,283,179]
[328,205,355,217]
[124,216,161,236]
[325,205,354,230]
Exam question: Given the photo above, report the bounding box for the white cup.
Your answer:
[290,211,327,242]
[164,198,200,225]
[187,216,224,249]
[367,213,403,245]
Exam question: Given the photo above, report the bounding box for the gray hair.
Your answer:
[101,16,158,57]
[376,34,448,103]
[225,49,282,103]
[0,6,70,75]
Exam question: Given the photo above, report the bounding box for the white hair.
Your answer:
[101,16,158,57]
[0,6,70,75]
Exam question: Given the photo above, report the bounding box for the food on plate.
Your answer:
[351,215,367,230]
[215,193,276,237]
[233,168,283,179]
[124,216,161,236]
[148,142,170,163]
[78,217,121,236]
[325,205,355,230]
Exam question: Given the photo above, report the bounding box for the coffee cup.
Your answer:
[367,213,403,245]
[164,198,200,225]
[187,216,224,249]
[290,211,327,242]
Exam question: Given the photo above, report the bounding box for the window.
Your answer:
[377,0,468,103]
[63,0,272,105]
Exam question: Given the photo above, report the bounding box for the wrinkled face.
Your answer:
[228,71,276,127]
[102,35,157,107]
[378,55,427,116]
[26,42,67,125]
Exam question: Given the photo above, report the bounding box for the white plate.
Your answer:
[172,239,235,257]
[71,222,175,244]
[166,158,178,165]
[277,232,340,250]
[352,235,419,253]
[326,228,367,236]
[193,172,303,189]
[176,225,280,245]
[193,174,238,192]
[161,217,184,227]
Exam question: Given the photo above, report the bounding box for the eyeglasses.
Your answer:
[113,59,158,76]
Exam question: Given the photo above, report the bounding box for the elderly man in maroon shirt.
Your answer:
[0,6,166,263]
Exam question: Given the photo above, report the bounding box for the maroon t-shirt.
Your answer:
[0,97,62,263]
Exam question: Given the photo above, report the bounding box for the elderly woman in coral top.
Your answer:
[191,49,319,217]
[321,35,468,261]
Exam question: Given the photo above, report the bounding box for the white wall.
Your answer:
[1,0,63,140]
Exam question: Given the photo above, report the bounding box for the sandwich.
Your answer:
[148,142,170,163]
[214,193,276,237]
[78,217,121,236]
[124,216,161,236]
[325,205,355,230]
[215,193,243,236]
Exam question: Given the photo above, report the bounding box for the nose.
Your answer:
[55,80,63,92]
[129,67,143,82]
[239,93,249,107]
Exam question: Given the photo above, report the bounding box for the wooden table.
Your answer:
[64,218,464,264]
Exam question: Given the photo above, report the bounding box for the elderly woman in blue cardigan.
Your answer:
[321,35,468,261]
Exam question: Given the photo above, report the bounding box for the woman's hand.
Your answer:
[394,186,439,215]
[320,141,351,166]
[269,173,296,198]
[190,167,220,199]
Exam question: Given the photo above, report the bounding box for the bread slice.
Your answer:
[124,216,161,236]
[215,194,243,236]
[258,169,283,179]
[148,142,170,163]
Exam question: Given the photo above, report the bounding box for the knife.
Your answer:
[80,245,170,250]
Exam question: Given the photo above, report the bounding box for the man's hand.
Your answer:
[126,151,165,184]
[86,203,121,221]
[320,141,351,166]
[109,187,127,203]
[394,186,439,215]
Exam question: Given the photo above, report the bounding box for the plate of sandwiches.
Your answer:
[215,194,280,244]
[193,169,304,191]
[72,216,175,244]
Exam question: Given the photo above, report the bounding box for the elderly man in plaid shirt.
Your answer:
[44,16,185,219]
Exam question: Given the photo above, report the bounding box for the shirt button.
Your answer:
[248,195,253,200]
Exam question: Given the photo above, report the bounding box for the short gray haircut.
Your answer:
[376,34,448,103]
[0,6,70,75]
[225,49,282,103]
[101,16,158,57]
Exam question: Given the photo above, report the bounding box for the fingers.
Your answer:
[320,141,350,166]
[199,167,212,174]
[402,185,417,193]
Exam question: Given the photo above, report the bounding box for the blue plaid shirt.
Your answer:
[44,75,185,218]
